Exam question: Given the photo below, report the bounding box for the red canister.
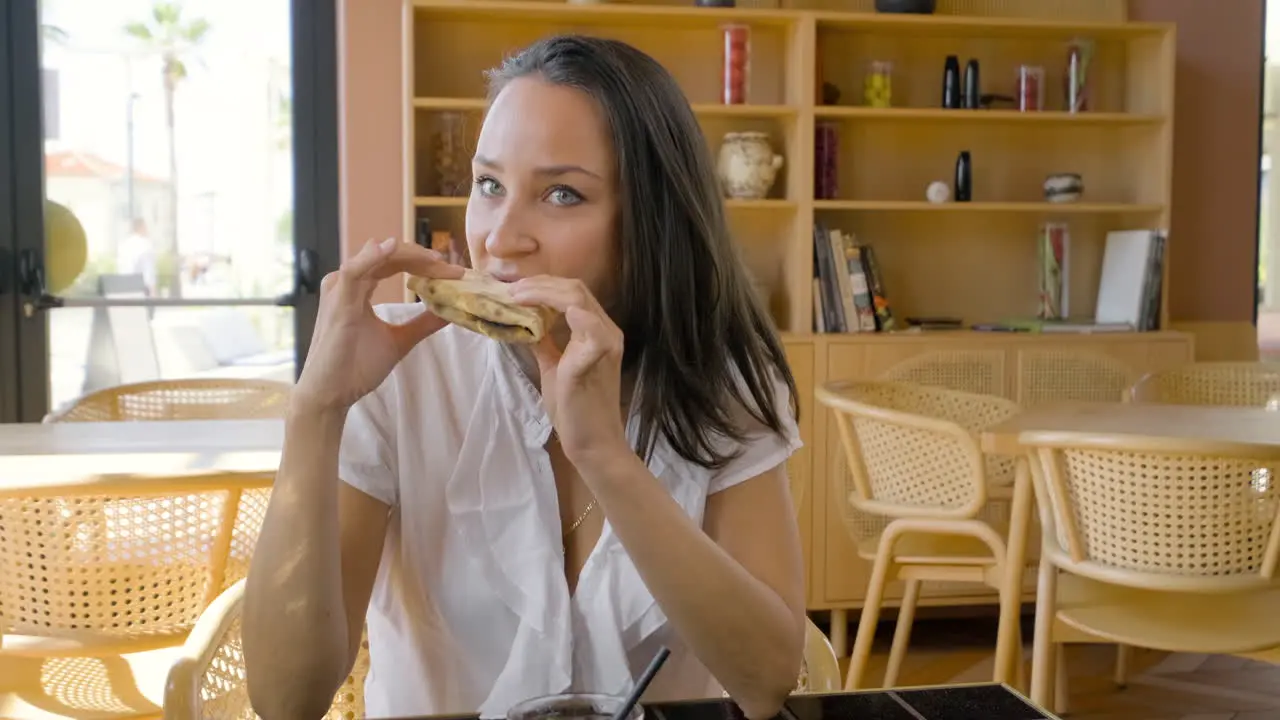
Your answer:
[721,24,750,105]
[815,122,839,200]
[1016,64,1044,111]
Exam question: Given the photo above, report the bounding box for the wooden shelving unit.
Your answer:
[401,0,1195,616]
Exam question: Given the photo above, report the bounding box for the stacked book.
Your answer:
[811,222,895,334]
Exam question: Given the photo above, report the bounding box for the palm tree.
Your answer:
[123,1,210,297]
[39,0,68,46]
[41,24,68,45]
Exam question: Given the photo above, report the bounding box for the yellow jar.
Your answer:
[864,60,893,108]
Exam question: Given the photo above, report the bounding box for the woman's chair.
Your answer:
[815,380,1024,691]
[783,442,842,694]
[797,620,841,693]
[164,580,368,720]
[47,379,292,423]
[1022,430,1280,714]
[1128,361,1280,407]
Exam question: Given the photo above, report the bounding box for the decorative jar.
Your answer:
[717,132,784,200]
[1044,173,1083,203]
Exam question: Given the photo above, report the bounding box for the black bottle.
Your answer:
[942,55,961,109]
[955,151,972,202]
[963,59,981,109]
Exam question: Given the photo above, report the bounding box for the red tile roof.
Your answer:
[45,150,164,183]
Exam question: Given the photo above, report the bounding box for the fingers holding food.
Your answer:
[406,271,559,344]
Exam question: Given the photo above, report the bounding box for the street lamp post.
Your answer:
[125,91,139,221]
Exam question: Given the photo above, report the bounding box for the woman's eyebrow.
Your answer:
[473,154,602,180]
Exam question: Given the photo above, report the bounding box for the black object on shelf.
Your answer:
[963,59,981,109]
[979,93,1016,109]
[415,216,432,248]
[875,0,937,12]
[696,0,736,6]
[942,55,961,109]
[955,151,972,202]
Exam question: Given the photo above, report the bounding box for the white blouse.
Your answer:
[337,302,802,719]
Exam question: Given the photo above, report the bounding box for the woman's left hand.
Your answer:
[509,276,631,472]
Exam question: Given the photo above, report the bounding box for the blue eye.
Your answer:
[474,176,504,197]
[548,187,583,206]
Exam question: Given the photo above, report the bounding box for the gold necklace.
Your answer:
[564,499,598,537]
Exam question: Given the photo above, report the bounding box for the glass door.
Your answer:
[0,0,339,422]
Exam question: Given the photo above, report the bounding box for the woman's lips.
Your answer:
[485,270,523,284]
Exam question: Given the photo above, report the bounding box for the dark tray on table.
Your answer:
[404,683,1057,720]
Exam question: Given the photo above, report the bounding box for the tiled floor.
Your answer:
[836,614,1280,720]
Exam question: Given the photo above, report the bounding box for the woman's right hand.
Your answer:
[292,237,465,414]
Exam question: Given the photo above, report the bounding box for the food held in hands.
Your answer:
[406,271,558,344]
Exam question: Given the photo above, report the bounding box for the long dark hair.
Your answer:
[486,35,798,471]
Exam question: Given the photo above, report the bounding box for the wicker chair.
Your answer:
[814,350,1014,659]
[163,580,367,720]
[815,380,1026,691]
[47,379,292,423]
[0,379,287,718]
[164,581,840,719]
[1022,429,1280,714]
[879,349,1007,399]
[1015,349,1138,408]
[0,471,274,719]
[1129,361,1280,407]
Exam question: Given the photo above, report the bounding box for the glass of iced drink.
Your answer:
[507,694,643,720]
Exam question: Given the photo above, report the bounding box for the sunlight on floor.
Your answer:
[0,647,177,720]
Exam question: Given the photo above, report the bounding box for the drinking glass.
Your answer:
[507,693,643,720]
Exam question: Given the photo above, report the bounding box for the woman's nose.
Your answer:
[485,210,537,258]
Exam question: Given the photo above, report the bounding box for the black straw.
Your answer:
[612,646,671,720]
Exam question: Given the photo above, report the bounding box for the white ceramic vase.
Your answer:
[717,132,784,200]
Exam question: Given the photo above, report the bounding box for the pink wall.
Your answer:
[338,0,405,304]
[1128,0,1263,324]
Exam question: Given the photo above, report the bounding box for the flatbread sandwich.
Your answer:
[406,270,558,344]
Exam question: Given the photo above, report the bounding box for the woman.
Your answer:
[242,35,804,720]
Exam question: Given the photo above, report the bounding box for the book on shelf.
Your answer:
[812,222,892,334]
[809,223,1167,337]
[976,319,1136,333]
[1037,222,1071,320]
[975,227,1166,335]
[1096,228,1166,331]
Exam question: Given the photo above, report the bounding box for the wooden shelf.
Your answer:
[814,107,1166,125]
[813,11,1171,38]
[813,200,1165,214]
[414,196,797,211]
[725,199,798,210]
[411,0,796,27]
[408,4,1176,335]
[412,97,486,111]
[414,97,798,119]
[406,0,1195,619]
[413,196,467,208]
[408,1,1166,38]
[782,329,1190,344]
[692,104,798,118]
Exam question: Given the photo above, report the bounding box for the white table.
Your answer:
[0,419,284,495]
